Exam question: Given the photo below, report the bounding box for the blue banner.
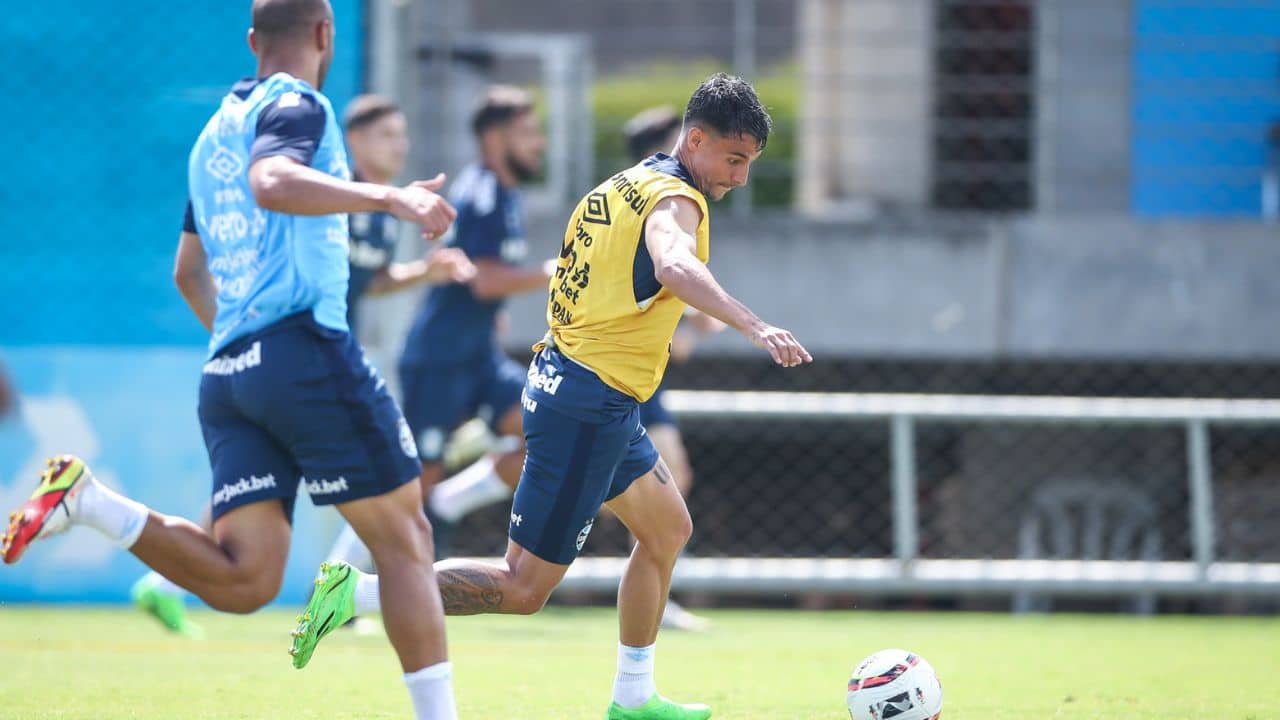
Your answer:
[0,347,342,605]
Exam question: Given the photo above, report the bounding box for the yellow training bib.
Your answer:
[539,154,710,402]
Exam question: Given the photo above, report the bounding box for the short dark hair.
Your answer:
[683,72,771,150]
[251,0,330,44]
[344,94,401,131]
[471,85,534,138]
[623,106,681,162]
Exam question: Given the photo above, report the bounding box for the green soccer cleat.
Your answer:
[605,694,712,720]
[131,575,203,639]
[289,561,357,669]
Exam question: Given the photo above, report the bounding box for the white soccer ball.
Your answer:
[845,649,943,720]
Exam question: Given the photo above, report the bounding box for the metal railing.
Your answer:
[540,391,1280,598]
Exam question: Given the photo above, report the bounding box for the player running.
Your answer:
[292,72,811,720]
[324,85,554,569]
[340,94,475,334]
[129,92,475,638]
[3,2,460,717]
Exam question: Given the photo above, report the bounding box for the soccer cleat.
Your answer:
[132,575,204,639]
[660,601,711,633]
[2,455,91,565]
[605,694,712,720]
[289,561,357,669]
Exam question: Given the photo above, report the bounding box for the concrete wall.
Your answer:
[797,0,934,213]
[495,212,1280,360]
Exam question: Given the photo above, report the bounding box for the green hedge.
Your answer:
[592,62,798,208]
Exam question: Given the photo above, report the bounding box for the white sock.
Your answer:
[354,570,382,615]
[144,571,185,597]
[612,642,657,708]
[428,456,511,523]
[326,523,374,572]
[404,661,458,720]
[76,477,149,549]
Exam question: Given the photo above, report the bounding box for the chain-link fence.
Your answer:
[446,375,1280,567]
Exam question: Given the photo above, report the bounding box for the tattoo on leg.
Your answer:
[437,565,504,615]
[653,460,673,486]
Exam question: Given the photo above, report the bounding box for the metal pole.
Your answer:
[732,0,756,218]
[366,0,401,98]
[891,414,919,563]
[1186,419,1216,573]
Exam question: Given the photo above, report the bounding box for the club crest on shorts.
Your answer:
[397,417,418,458]
[419,427,445,459]
[576,518,595,551]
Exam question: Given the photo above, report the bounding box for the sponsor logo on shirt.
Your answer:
[500,236,528,264]
[350,239,390,269]
[205,146,245,184]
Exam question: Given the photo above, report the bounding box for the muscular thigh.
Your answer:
[604,457,690,550]
[211,499,293,583]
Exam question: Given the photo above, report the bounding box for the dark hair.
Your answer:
[344,94,401,131]
[251,0,330,44]
[623,106,682,162]
[683,72,771,150]
[471,85,534,138]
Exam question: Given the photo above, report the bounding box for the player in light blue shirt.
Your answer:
[2,2,460,717]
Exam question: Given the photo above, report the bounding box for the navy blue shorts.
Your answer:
[198,313,422,522]
[509,346,659,565]
[398,351,526,463]
[638,384,676,428]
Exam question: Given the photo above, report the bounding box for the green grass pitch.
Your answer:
[1,606,1276,719]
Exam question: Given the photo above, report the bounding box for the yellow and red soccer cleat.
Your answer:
[2,455,90,565]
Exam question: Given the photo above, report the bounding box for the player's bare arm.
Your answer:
[248,158,456,239]
[645,195,811,368]
[671,309,727,362]
[173,231,216,332]
[469,257,556,300]
[366,247,476,296]
[686,308,727,334]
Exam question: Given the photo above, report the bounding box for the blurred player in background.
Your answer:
[341,94,475,333]
[129,92,474,638]
[0,357,14,420]
[2,2,460,717]
[316,92,485,577]
[293,72,811,720]
[324,85,554,571]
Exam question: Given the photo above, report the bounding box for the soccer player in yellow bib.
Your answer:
[295,73,811,720]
